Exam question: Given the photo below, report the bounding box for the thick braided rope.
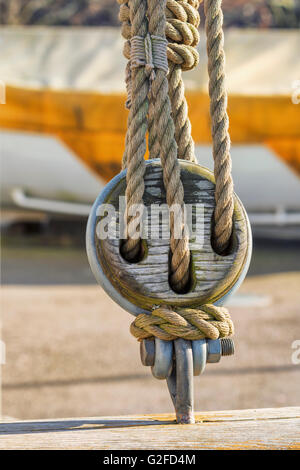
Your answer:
[166,0,201,162]
[119,0,234,284]
[121,0,234,254]
[119,0,191,273]
[120,0,149,261]
[205,0,234,254]
[118,0,235,342]
[121,0,200,163]
[120,1,200,79]
[147,0,190,293]
[130,304,234,341]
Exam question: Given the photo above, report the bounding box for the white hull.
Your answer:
[1,130,300,237]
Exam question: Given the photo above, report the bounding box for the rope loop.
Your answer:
[130,304,234,341]
[167,43,199,71]
[119,0,201,69]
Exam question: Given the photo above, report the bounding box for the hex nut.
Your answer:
[206,339,222,363]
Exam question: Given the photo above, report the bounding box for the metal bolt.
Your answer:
[220,338,235,356]
[141,338,235,368]
[206,338,235,363]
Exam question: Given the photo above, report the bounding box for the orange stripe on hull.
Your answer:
[1,86,299,181]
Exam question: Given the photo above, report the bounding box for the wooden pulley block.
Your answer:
[86,160,252,315]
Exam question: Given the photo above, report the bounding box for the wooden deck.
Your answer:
[1,407,299,450]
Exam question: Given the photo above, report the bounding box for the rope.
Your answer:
[205,0,234,254]
[120,0,200,162]
[119,0,191,291]
[120,0,234,255]
[130,304,234,341]
[166,0,201,162]
[117,0,235,338]
[120,0,149,262]
[147,0,190,293]
[119,0,200,77]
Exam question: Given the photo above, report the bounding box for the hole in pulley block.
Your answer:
[119,206,147,263]
[120,238,147,264]
[210,211,235,256]
[168,248,193,295]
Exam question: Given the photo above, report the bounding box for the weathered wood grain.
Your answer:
[96,161,250,310]
[0,407,299,450]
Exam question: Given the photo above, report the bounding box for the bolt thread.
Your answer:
[221,338,235,356]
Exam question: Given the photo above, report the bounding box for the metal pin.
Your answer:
[167,339,195,424]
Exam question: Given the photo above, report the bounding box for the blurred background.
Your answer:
[0,0,300,421]
[1,0,300,27]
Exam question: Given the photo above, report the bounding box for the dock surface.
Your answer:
[2,272,300,420]
[1,407,299,450]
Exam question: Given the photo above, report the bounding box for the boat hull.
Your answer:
[1,85,299,182]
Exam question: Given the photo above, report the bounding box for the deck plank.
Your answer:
[0,407,299,450]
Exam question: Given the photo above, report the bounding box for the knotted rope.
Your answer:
[119,0,200,163]
[130,304,234,341]
[118,0,235,338]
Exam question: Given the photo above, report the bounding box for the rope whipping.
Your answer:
[118,0,235,340]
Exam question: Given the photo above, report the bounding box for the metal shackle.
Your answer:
[140,337,235,424]
[86,160,252,424]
